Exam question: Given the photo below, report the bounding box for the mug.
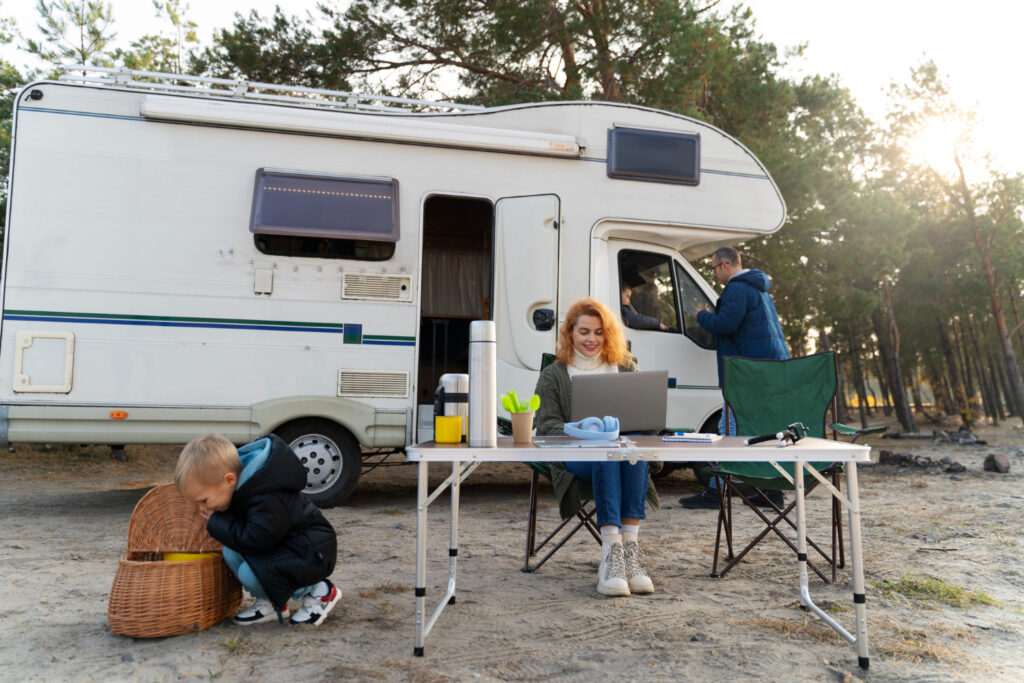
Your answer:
[435,415,463,443]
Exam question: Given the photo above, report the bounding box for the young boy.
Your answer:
[174,433,340,626]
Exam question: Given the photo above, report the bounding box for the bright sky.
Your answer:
[3,0,1020,174]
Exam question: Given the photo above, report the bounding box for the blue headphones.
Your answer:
[563,415,619,441]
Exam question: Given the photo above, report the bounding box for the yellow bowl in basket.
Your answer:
[163,552,220,562]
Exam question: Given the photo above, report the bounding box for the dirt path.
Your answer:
[1,416,1023,681]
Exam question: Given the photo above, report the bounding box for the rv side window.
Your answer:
[618,250,679,333]
[674,261,716,349]
[250,169,398,260]
[607,127,700,186]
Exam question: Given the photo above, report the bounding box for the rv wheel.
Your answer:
[275,419,361,508]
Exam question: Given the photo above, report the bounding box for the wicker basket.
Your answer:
[108,484,242,638]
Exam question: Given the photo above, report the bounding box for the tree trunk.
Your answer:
[952,157,1024,426]
[987,353,1006,421]
[937,319,970,426]
[996,352,1017,417]
[1007,284,1024,359]
[865,368,879,416]
[927,356,953,415]
[911,375,924,415]
[966,317,997,424]
[953,318,977,407]
[872,352,893,416]
[871,287,917,432]
[821,328,849,424]
[847,323,869,428]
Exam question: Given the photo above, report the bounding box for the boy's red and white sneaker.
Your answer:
[233,598,288,626]
[289,580,341,626]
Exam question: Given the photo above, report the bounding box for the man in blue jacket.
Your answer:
[680,246,790,509]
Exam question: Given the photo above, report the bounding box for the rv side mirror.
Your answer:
[532,308,555,331]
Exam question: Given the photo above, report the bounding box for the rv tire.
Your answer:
[275,419,361,508]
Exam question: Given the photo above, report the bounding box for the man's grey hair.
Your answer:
[713,246,741,267]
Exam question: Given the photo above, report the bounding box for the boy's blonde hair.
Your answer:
[174,434,242,492]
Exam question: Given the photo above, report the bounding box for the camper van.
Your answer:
[0,68,785,506]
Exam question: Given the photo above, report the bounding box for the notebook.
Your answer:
[662,432,722,443]
[570,370,668,434]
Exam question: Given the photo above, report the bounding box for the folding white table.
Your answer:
[405,435,873,669]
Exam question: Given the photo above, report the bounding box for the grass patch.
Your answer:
[872,573,998,608]
[219,633,258,656]
[990,531,1020,548]
[874,627,972,664]
[822,600,852,615]
[744,616,977,666]
[359,581,410,599]
[376,580,409,594]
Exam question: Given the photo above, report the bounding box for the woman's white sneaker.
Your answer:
[623,540,654,594]
[597,542,631,596]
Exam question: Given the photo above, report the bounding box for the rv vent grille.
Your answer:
[337,370,409,398]
[342,274,412,302]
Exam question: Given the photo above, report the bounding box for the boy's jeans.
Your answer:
[222,547,317,603]
[563,460,648,528]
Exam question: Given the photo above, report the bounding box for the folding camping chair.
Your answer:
[522,462,602,572]
[710,352,885,583]
[522,353,601,572]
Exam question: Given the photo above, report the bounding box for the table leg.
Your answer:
[446,460,462,605]
[794,461,870,670]
[845,462,870,670]
[414,460,428,657]
[794,460,810,608]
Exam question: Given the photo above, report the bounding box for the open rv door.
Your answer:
[493,194,560,402]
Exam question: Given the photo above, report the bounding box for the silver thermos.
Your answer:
[468,320,497,447]
[435,373,469,439]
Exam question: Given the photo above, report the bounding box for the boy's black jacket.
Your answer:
[206,434,337,610]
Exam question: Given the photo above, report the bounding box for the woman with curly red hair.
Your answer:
[533,297,658,597]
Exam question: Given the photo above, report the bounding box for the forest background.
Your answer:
[2,0,1023,435]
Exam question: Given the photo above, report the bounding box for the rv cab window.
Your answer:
[618,250,716,349]
[250,169,398,260]
[618,250,679,333]
[673,261,716,349]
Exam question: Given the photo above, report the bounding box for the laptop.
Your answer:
[570,370,668,434]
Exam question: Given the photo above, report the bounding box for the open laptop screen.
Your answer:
[570,370,668,433]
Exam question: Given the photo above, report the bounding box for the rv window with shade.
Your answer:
[250,169,399,260]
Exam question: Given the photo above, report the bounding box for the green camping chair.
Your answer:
[711,352,885,583]
[522,352,601,572]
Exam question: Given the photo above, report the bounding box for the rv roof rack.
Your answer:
[57,65,486,114]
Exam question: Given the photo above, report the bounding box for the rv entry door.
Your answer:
[493,194,560,372]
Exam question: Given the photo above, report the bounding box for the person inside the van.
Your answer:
[533,297,660,596]
[620,282,668,330]
[175,433,341,626]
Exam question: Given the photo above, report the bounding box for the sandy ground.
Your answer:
[2,414,1023,682]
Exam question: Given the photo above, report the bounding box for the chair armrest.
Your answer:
[830,423,888,443]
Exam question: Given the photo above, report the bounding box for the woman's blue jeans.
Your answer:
[563,460,648,528]
[222,547,316,602]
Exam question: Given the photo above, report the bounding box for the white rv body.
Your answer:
[0,72,785,504]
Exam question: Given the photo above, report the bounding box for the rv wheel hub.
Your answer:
[289,433,343,492]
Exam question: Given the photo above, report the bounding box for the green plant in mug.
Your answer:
[502,390,540,413]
